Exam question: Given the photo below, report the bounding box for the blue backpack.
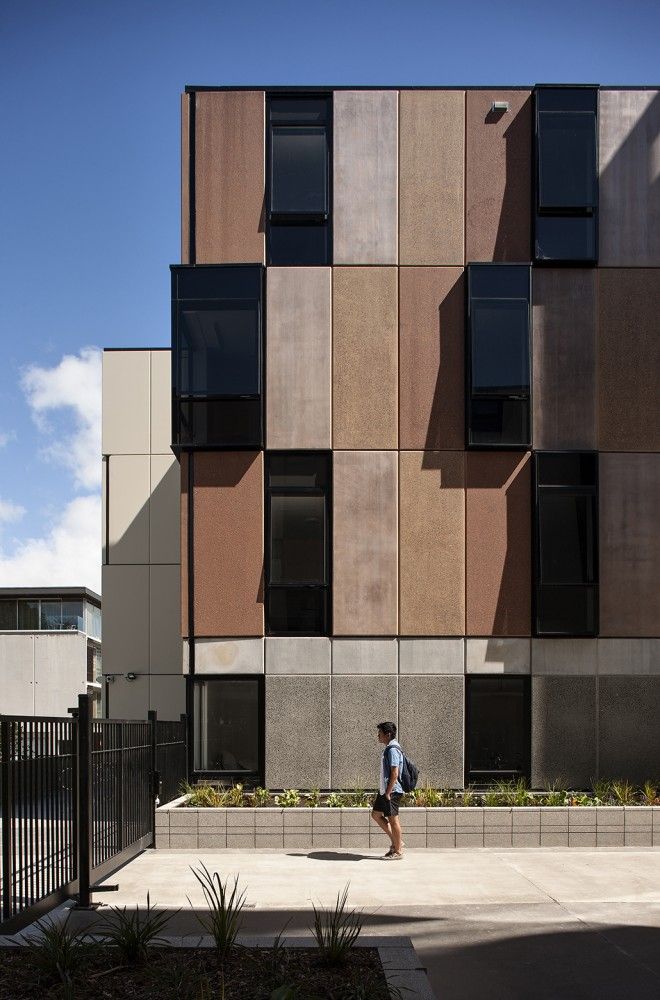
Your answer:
[387,744,419,793]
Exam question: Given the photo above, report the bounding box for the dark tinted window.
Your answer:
[270,495,326,584]
[268,223,331,266]
[268,453,329,489]
[539,494,596,584]
[61,601,84,631]
[537,452,597,487]
[269,97,329,123]
[535,215,597,262]
[176,399,262,448]
[469,399,530,447]
[537,586,596,635]
[18,600,39,630]
[193,678,261,775]
[271,127,328,215]
[466,677,530,783]
[471,299,529,394]
[178,302,260,396]
[0,600,16,629]
[538,113,597,209]
[267,587,328,635]
[41,601,62,630]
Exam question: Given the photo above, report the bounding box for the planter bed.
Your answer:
[156,799,660,850]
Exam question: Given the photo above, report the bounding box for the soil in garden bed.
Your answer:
[0,944,389,999]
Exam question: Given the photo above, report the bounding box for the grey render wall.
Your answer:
[0,632,89,715]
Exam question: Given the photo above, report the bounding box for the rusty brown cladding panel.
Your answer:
[399,267,464,451]
[598,269,660,452]
[532,268,597,450]
[194,91,265,264]
[465,91,532,263]
[466,452,531,636]
[600,453,660,637]
[181,93,190,265]
[399,451,465,636]
[399,90,465,265]
[192,451,264,637]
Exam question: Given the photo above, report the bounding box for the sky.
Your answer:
[1,0,659,594]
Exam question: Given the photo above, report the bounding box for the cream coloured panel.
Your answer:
[108,454,150,564]
[102,350,150,455]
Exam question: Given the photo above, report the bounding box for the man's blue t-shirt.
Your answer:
[380,739,404,795]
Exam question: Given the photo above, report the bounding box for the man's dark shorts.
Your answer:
[372,792,403,818]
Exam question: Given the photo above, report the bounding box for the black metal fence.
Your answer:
[0,695,187,932]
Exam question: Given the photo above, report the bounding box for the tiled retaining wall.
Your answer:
[155,804,660,849]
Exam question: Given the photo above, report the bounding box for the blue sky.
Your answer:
[1,0,659,591]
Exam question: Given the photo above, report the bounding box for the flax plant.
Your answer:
[190,865,247,962]
[311,883,363,965]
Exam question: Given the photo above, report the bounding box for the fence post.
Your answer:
[76,693,93,908]
[148,710,158,848]
[1,717,14,922]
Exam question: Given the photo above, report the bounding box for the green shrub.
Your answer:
[592,779,614,804]
[326,792,343,808]
[311,883,362,965]
[459,788,476,807]
[641,781,659,805]
[253,786,271,807]
[182,782,225,808]
[101,892,176,963]
[190,865,246,962]
[276,788,301,808]
[305,788,321,808]
[612,779,637,805]
[224,782,245,807]
[346,788,371,808]
[22,915,92,985]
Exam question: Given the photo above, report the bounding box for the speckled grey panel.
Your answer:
[598,676,660,784]
[265,676,330,789]
[531,677,597,789]
[398,638,464,675]
[331,676,397,789]
[265,637,331,674]
[399,676,464,787]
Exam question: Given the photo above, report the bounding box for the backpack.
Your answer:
[399,752,419,793]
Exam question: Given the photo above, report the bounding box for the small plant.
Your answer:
[436,788,457,806]
[482,788,502,807]
[326,792,343,808]
[102,892,176,963]
[276,788,301,808]
[592,779,614,804]
[22,914,92,984]
[311,882,363,965]
[253,786,271,807]
[270,987,298,1000]
[641,781,659,805]
[190,865,247,962]
[183,782,225,808]
[612,779,637,805]
[225,782,245,807]
[411,784,443,808]
[346,787,371,808]
[460,787,476,807]
[306,788,321,808]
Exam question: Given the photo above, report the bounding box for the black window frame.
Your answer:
[266,93,332,266]
[190,674,264,785]
[465,675,531,787]
[533,451,599,637]
[466,263,532,450]
[533,85,599,265]
[265,451,332,636]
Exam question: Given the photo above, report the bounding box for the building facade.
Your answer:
[102,85,660,789]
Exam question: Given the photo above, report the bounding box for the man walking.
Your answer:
[371,721,405,860]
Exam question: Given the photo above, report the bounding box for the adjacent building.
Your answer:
[102,85,660,788]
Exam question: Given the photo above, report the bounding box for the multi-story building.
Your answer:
[102,85,660,789]
[0,587,102,716]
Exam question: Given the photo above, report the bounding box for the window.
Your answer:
[171,265,263,449]
[267,95,331,265]
[534,87,598,263]
[193,677,262,780]
[85,601,102,641]
[534,453,598,635]
[266,452,331,635]
[40,600,62,630]
[467,264,531,448]
[0,600,17,629]
[466,676,530,784]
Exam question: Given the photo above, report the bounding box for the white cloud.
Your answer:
[0,499,26,524]
[21,347,102,491]
[0,494,101,593]
[0,431,14,450]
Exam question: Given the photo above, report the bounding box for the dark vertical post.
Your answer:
[148,710,157,847]
[76,693,93,908]
[1,718,14,922]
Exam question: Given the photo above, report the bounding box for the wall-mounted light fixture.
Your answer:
[491,101,509,113]
[126,672,137,681]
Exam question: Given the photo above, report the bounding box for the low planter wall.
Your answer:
[155,800,660,849]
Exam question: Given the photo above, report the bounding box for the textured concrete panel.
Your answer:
[599,677,660,783]
[266,267,331,449]
[531,677,597,789]
[150,350,173,455]
[34,633,87,716]
[333,268,398,449]
[331,676,397,788]
[180,454,189,638]
[532,639,598,676]
[0,634,34,714]
[149,675,186,720]
[150,565,183,674]
[265,637,331,674]
[332,639,398,674]
[334,90,398,264]
[465,91,532,262]
[108,674,149,720]
[466,639,531,674]
[333,451,398,635]
[466,453,532,636]
[181,93,190,264]
[399,91,465,265]
[598,270,660,451]
[108,455,150,565]
[102,350,150,455]
[102,564,149,675]
[599,90,660,266]
[532,269,597,450]
[192,451,264,637]
[194,638,263,675]
[399,676,464,786]
[598,639,660,675]
[194,90,265,264]
[399,451,465,635]
[600,454,660,636]
[399,268,464,451]
[398,639,464,675]
[150,455,180,565]
[266,676,330,788]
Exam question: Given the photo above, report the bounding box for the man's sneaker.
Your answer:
[382,850,403,860]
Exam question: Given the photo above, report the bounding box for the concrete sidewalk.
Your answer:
[86,847,660,999]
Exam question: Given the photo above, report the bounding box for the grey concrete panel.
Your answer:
[102,350,150,455]
[332,639,398,674]
[150,455,181,565]
[466,639,531,674]
[266,676,330,789]
[531,677,597,789]
[0,634,34,714]
[598,639,660,675]
[34,633,87,716]
[107,673,150,720]
[532,640,598,676]
[331,676,397,789]
[149,565,183,674]
[194,638,264,675]
[266,267,332,449]
[265,637,331,674]
[150,350,173,455]
[334,90,398,264]
[598,676,660,783]
[399,675,464,787]
[107,455,150,564]
[149,675,186,721]
[599,90,660,265]
[102,564,149,675]
[398,639,464,675]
